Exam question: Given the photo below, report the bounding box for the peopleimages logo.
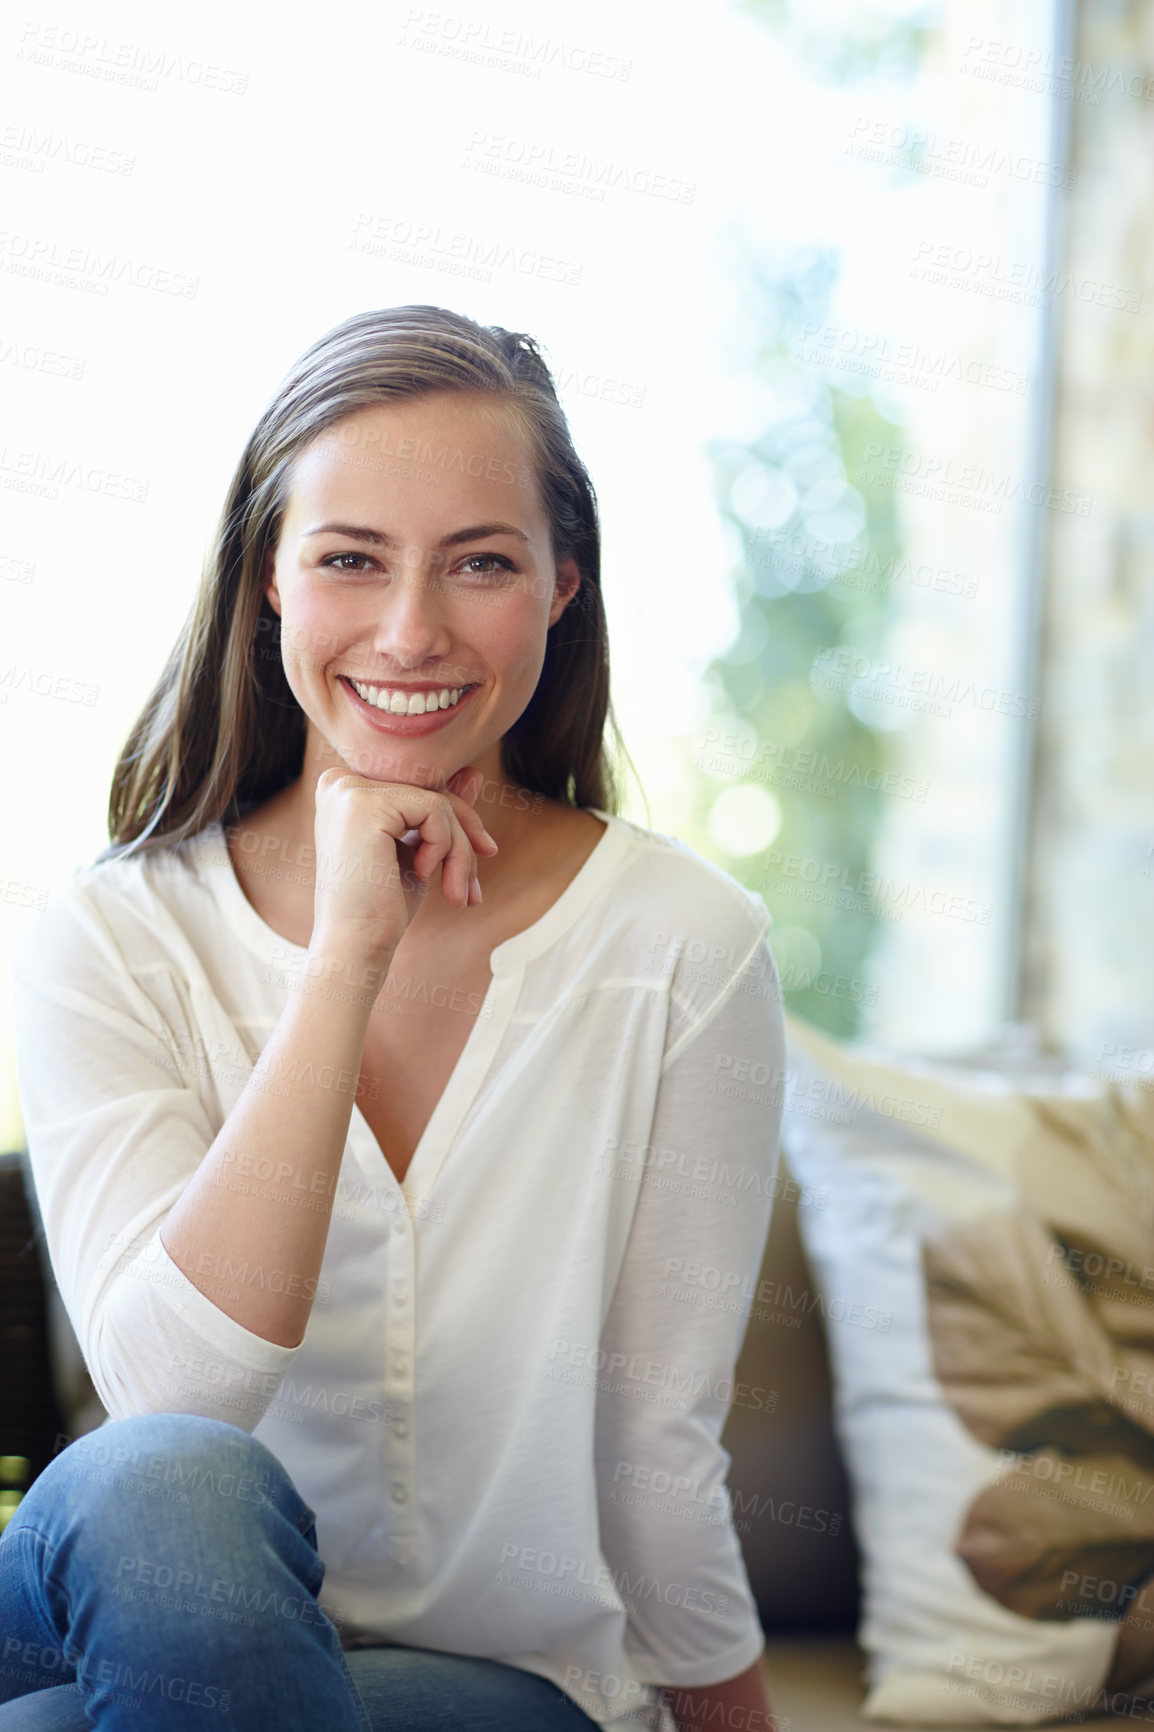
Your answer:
[15,23,250,94]
[795,318,1028,394]
[757,850,993,927]
[812,645,1041,719]
[845,117,1077,189]
[547,1339,776,1411]
[1,1641,232,1712]
[496,1544,729,1616]
[946,1649,1154,1722]
[862,440,1094,516]
[747,526,979,599]
[695,729,930,803]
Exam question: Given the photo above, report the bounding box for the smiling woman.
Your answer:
[262,393,581,783]
[103,308,616,848]
[4,306,785,1732]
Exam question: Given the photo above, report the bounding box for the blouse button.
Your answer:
[390,1482,409,1505]
[392,1417,410,1438]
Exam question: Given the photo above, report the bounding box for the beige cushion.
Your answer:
[770,1014,1154,1723]
[761,1642,1127,1731]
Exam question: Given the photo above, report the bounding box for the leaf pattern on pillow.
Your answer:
[921,1117,1154,1692]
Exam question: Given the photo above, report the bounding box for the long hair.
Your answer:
[103,305,636,860]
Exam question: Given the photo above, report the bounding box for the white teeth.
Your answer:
[349,678,468,716]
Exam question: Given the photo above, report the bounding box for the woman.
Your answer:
[3,306,785,1731]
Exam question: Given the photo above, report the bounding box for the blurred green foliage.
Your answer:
[739,0,936,83]
[686,243,909,1038]
[667,0,940,1039]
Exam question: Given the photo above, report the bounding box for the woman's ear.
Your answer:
[263,546,283,618]
[548,554,582,626]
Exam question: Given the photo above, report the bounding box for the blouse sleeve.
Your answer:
[593,914,785,1689]
[11,877,300,1428]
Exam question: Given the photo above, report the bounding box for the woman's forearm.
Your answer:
[159,945,390,1348]
[661,1657,778,1732]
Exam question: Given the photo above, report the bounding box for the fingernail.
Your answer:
[473,874,483,903]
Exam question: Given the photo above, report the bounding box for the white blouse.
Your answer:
[12,806,786,1731]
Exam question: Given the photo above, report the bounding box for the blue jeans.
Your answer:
[0,1414,603,1729]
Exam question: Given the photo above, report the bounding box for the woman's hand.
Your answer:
[310,763,499,973]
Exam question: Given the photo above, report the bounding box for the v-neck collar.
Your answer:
[191,806,631,1212]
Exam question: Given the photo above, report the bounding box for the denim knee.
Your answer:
[13,1412,314,1563]
[71,1412,285,1485]
[0,1416,369,1731]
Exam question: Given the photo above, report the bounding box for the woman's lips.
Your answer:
[339,675,480,735]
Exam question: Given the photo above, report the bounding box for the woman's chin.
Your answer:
[336,740,466,792]
[307,716,485,793]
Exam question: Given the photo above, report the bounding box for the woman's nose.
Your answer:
[369,560,452,664]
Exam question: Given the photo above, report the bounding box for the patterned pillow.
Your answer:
[779,1011,1154,1725]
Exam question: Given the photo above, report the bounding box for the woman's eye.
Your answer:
[323,552,373,573]
[459,554,514,578]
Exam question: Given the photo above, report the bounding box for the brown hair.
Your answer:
[102,305,639,860]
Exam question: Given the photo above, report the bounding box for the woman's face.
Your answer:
[263,391,582,790]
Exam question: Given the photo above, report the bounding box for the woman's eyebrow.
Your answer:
[302,521,531,547]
